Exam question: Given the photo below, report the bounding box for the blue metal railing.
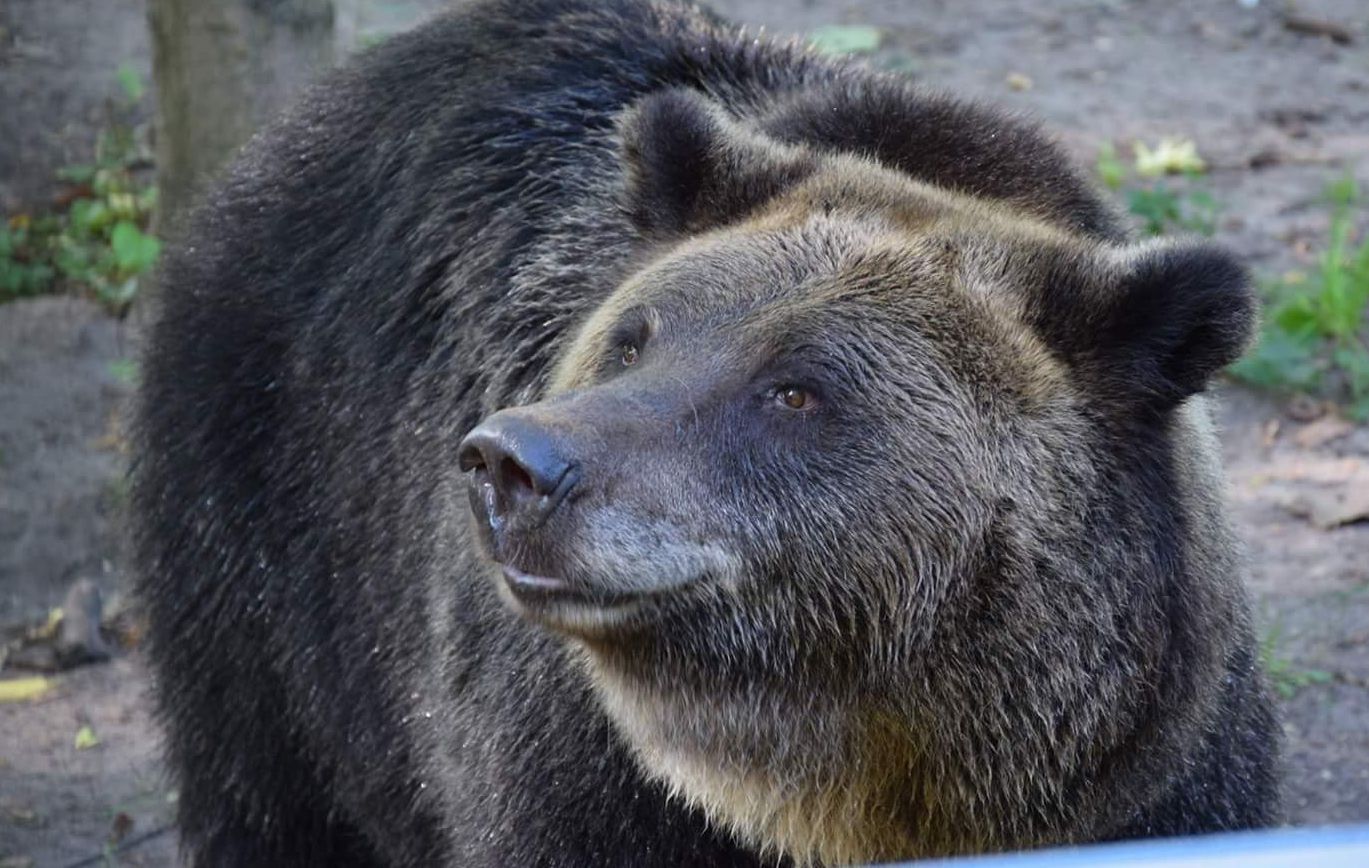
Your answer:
[893,825,1369,867]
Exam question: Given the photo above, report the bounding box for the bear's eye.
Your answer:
[774,385,815,411]
[618,341,640,367]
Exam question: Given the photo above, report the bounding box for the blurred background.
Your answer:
[1,1,1366,865]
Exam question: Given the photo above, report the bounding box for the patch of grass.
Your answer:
[0,64,159,314]
[1260,624,1334,700]
[357,32,389,50]
[103,474,131,514]
[1124,184,1220,237]
[1095,142,1128,191]
[1231,176,1369,419]
[107,358,140,387]
[1096,141,1220,237]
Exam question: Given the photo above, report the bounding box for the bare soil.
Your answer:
[2,1,1366,865]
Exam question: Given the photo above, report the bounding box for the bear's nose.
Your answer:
[458,412,578,528]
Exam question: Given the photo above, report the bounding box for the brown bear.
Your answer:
[132,0,1278,865]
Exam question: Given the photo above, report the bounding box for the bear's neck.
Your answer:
[575,642,967,865]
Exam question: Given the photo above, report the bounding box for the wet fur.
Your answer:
[133,0,1277,865]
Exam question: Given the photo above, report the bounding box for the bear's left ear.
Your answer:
[619,88,818,238]
[1037,240,1258,413]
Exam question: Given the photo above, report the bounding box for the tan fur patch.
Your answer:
[585,654,954,866]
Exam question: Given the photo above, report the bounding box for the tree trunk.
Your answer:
[149,0,335,233]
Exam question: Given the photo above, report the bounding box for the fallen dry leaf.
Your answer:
[1295,415,1354,450]
[1285,393,1325,422]
[1253,455,1369,529]
[1275,462,1369,522]
[109,811,134,845]
[1280,485,1369,529]
[3,805,41,827]
[0,677,53,703]
[1261,418,1281,448]
[1283,14,1354,45]
[1270,457,1364,484]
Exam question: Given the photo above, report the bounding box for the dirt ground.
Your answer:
[2,1,1367,865]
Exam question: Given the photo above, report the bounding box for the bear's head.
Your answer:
[457,89,1256,862]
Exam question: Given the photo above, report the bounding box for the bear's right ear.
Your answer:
[619,88,818,238]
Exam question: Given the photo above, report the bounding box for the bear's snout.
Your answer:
[459,411,580,538]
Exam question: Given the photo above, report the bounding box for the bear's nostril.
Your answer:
[457,443,487,474]
[498,456,538,499]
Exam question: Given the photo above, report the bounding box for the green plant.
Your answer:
[1096,141,1221,237]
[1259,624,1334,700]
[1125,182,1220,237]
[1266,655,1334,700]
[0,64,159,313]
[1095,142,1127,191]
[107,358,140,387]
[1232,177,1369,419]
[0,217,58,297]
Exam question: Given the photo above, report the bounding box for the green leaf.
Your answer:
[809,25,884,56]
[56,164,97,184]
[108,358,140,386]
[1272,295,1323,336]
[1125,186,1180,236]
[55,245,93,282]
[1301,669,1334,686]
[27,263,55,289]
[98,276,141,309]
[68,199,111,235]
[74,724,100,750]
[1347,393,1369,423]
[1096,143,1126,191]
[1326,174,1358,209]
[116,63,144,103]
[92,166,117,197]
[1333,343,1369,392]
[0,266,21,295]
[109,221,161,274]
[1180,190,1220,236]
[1230,328,1324,391]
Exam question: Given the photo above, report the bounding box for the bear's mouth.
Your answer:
[492,560,708,636]
[499,563,645,609]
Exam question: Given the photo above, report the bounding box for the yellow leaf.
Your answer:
[0,677,53,703]
[1134,138,1206,177]
[36,607,64,640]
[74,724,100,750]
[108,193,137,216]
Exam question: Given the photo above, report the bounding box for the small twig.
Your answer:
[1283,14,1355,46]
[63,823,173,868]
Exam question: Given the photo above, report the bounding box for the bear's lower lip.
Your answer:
[499,564,643,610]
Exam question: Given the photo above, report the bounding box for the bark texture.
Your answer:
[149,0,335,231]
